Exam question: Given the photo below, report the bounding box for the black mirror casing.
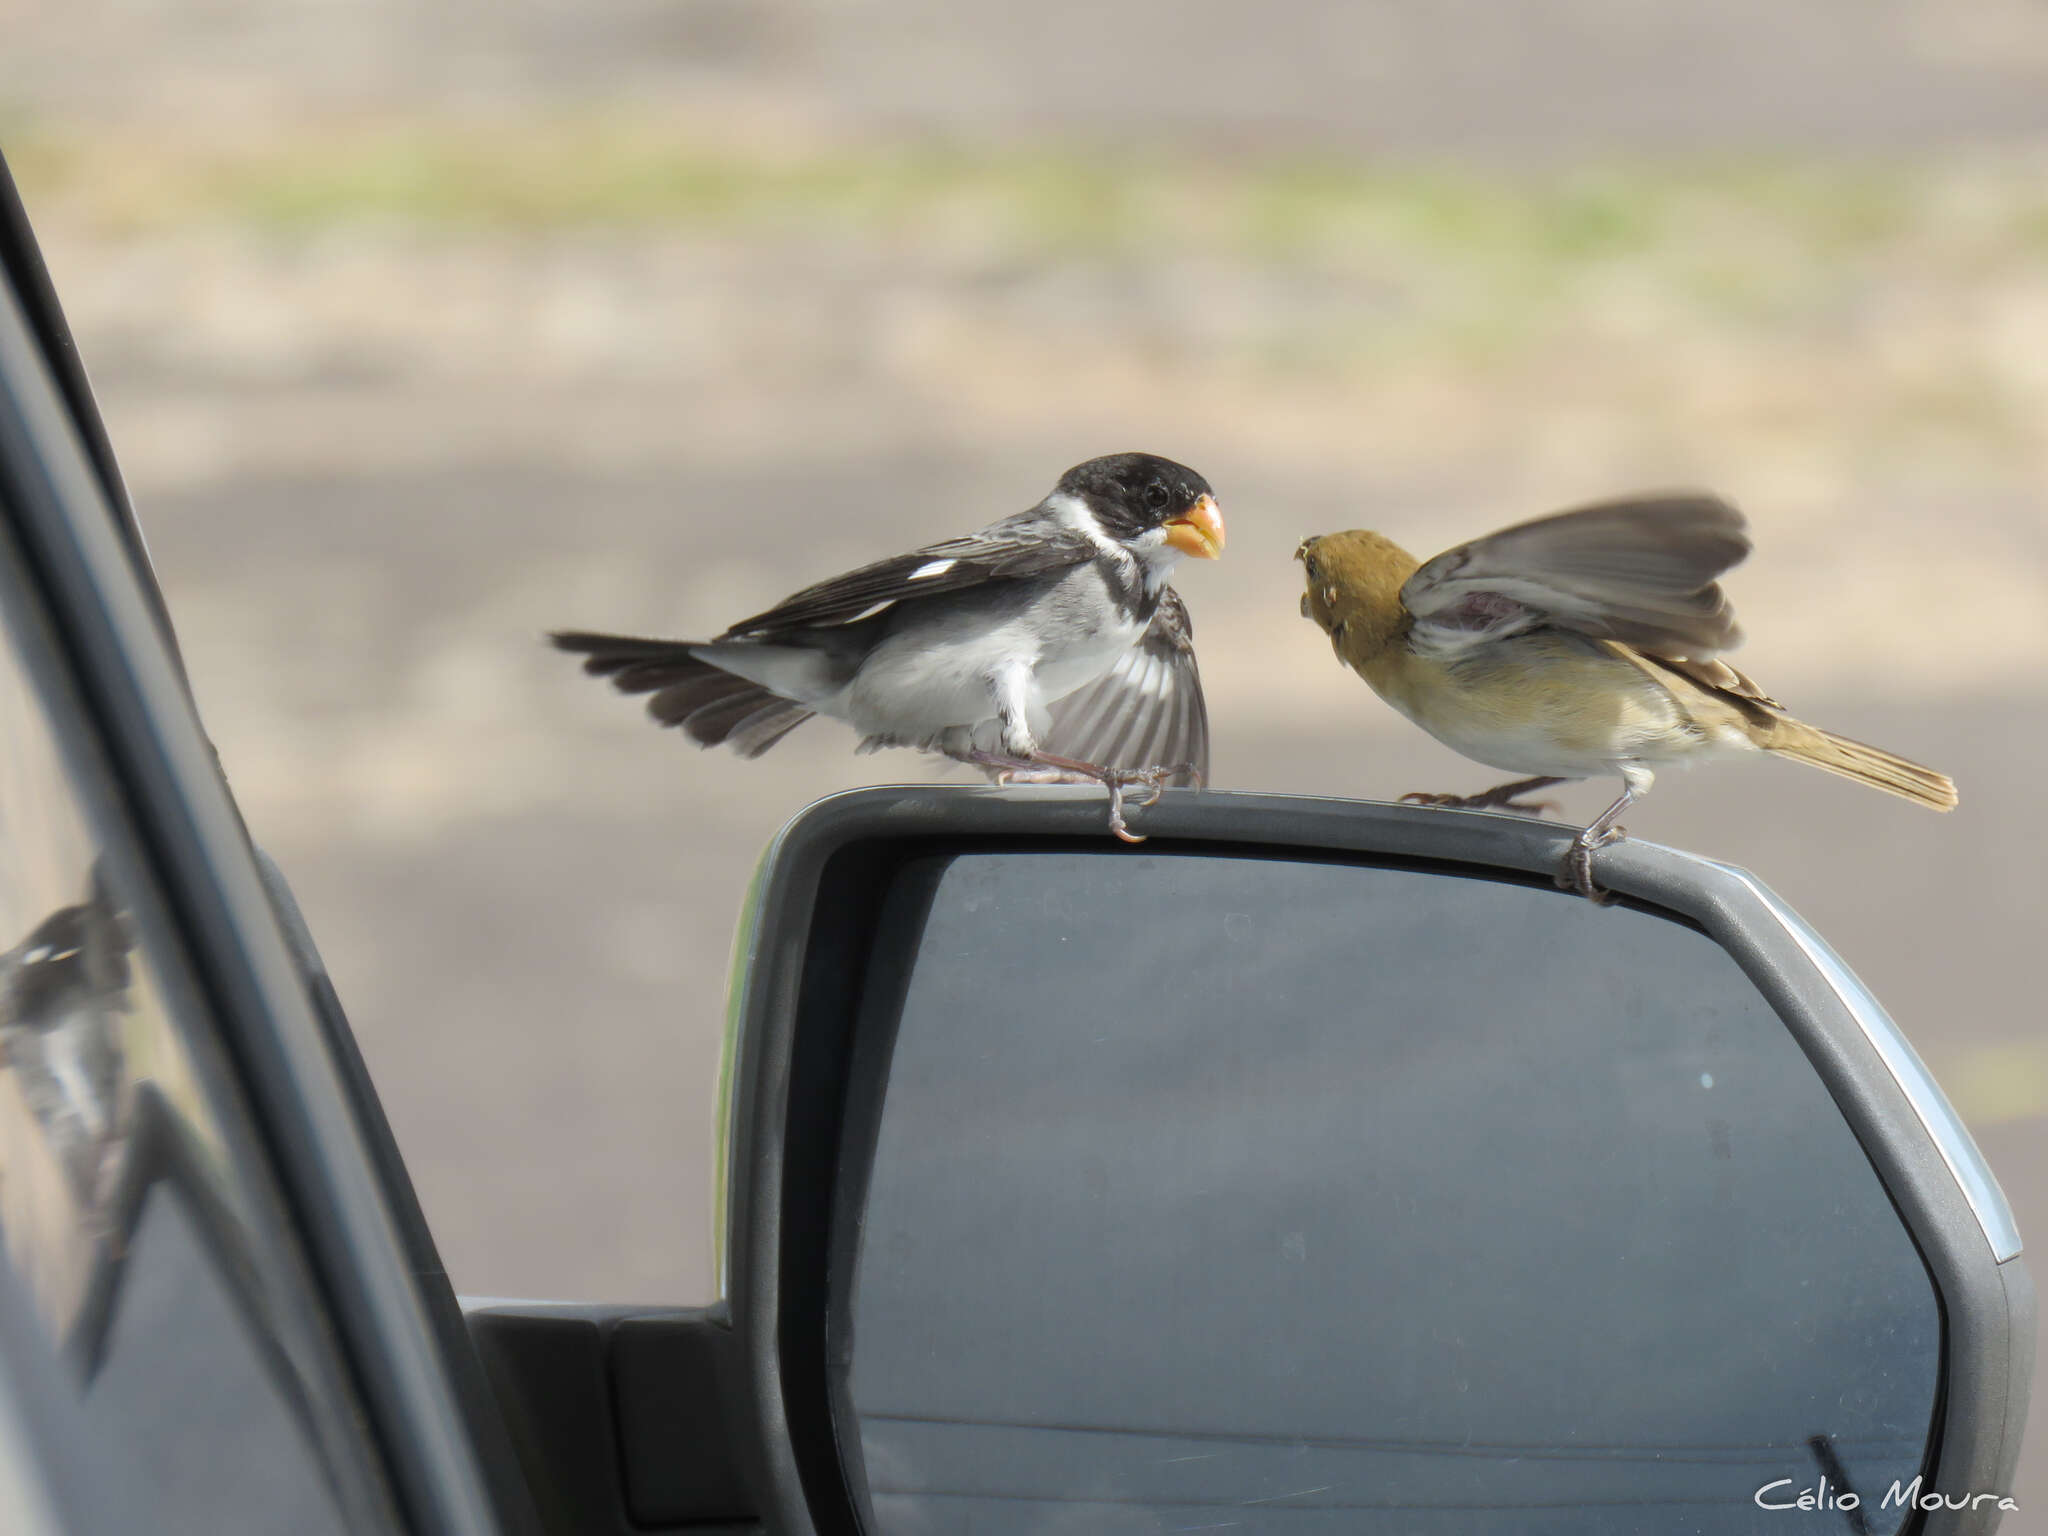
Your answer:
[714,786,2030,1535]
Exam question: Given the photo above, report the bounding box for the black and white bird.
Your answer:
[553,453,1225,841]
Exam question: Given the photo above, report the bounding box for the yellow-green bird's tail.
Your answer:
[1763,723,1958,811]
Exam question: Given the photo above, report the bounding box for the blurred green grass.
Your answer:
[8,112,2047,460]
[10,113,2047,267]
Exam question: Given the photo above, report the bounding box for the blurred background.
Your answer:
[4,0,2046,1515]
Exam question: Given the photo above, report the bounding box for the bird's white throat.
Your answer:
[1043,490,1181,597]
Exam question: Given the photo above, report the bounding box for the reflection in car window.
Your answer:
[0,602,394,1532]
[845,852,1942,1536]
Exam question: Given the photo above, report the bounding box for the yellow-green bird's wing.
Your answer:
[1401,494,1751,664]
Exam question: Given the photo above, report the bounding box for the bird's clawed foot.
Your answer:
[1398,776,1568,818]
[1075,762,1199,843]
[973,750,1202,843]
[993,765,1096,787]
[1556,824,1626,903]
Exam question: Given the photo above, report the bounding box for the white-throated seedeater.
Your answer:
[556,453,1225,842]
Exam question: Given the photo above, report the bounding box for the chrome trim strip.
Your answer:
[1689,853,2023,1263]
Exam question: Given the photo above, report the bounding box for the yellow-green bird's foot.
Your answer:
[1557,825,1626,904]
[1399,776,1569,817]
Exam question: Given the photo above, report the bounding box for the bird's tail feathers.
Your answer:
[1764,723,1957,811]
[549,631,815,757]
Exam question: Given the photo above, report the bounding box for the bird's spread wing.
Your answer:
[1401,494,1750,662]
[1041,588,1209,783]
[718,510,1100,640]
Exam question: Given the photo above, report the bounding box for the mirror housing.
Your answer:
[712,787,2031,1535]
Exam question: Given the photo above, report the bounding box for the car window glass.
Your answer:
[0,590,394,1534]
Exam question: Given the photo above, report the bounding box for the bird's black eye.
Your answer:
[1145,483,1170,510]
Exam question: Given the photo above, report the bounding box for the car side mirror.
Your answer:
[712,787,2031,1535]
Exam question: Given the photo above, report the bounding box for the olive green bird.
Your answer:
[1295,495,1957,899]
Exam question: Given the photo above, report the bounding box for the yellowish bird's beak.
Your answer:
[1163,494,1226,560]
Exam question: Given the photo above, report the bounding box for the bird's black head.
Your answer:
[1054,453,1226,560]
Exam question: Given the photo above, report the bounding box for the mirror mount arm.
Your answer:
[462,1300,764,1534]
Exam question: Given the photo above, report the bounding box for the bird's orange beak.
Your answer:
[1163,494,1226,560]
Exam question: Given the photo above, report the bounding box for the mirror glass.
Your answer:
[839,851,1940,1535]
